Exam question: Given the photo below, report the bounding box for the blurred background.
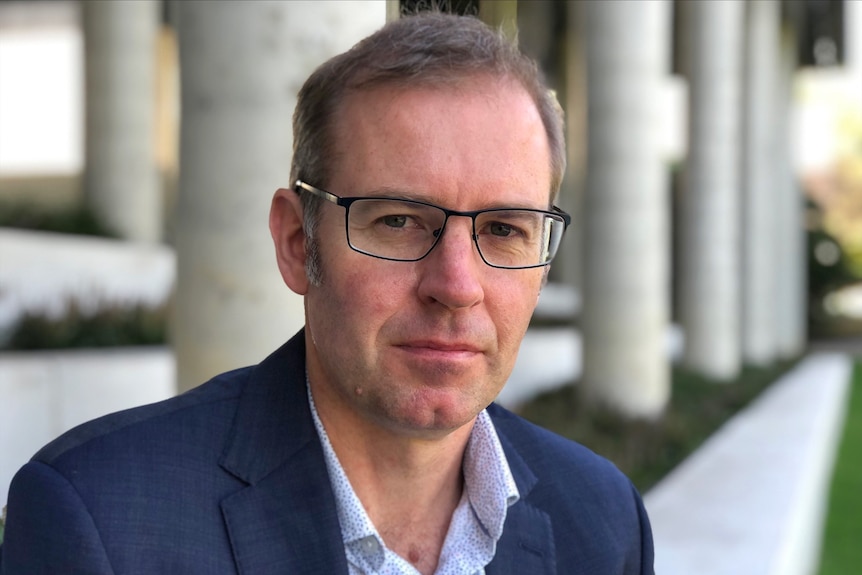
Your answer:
[0,1,860,573]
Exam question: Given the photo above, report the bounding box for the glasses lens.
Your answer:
[346,199,446,261]
[475,210,567,268]
[344,198,566,268]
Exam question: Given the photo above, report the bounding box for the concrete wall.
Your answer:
[0,229,174,341]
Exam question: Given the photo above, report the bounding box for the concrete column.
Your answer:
[173,1,385,392]
[82,0,160,242]
[742,0,781,366]
[680,1,745,380]
[479,0,518,42]
[775,25,807,358]
[385,0,400,22]
[519,1,584,292]
[558,0,588,293]
[581,0,672,419]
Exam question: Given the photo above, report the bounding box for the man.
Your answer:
[0,12,653,575]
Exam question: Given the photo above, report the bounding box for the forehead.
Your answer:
[328,77,552,208]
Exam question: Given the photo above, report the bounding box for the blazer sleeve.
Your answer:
[0,461,115,575]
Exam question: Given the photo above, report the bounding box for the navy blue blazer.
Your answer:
[0,330,653,574]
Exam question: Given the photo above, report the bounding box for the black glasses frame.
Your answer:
[294,180,571,269]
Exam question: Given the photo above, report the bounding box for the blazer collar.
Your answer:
[219,330,313,484]
[486,415,557,575]
[218,330,350,574]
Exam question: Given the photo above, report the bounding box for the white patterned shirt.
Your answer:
[307,383,520,575]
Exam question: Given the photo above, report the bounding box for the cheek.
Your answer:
[489,274,543,338]
[315,256,411,330]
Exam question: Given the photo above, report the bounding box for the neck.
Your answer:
[314,383,473,518]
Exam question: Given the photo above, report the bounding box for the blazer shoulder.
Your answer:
[33,366,253,466]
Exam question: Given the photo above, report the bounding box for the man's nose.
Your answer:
[417,217,485,309]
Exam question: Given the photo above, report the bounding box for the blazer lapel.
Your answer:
[487,501,556,575]
[217,332,349,575]
[486,421,556,575]
[220,446,347,575]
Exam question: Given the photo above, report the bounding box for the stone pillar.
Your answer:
[741,0,781,366]
[479,0,518,42]
[581,0,672,419]
[385,0,400,22]
[775,25,807,358]
[519,0,583,292]
[559,0,588,293]
[82,0,160,242]
[680,1,745,380]
[172,1,385,392]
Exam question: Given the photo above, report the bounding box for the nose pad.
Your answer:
[428,216,477,256]
[432,217,480,259]
[430,225,478,248]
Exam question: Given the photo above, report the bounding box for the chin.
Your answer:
[389,416,472,440]
[394,393,487,436]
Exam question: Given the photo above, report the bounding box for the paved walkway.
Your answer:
[644,352,854,575]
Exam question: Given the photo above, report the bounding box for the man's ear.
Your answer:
[270,187,310,295]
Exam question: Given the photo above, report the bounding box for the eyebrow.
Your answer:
[359,186,550,211]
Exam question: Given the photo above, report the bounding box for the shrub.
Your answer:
[0,201,115,237]
[4,300,168,350]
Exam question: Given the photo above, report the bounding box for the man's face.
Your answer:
[304,77,552,438]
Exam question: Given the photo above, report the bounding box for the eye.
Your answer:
[381,214,409,228]
[488,221,517,237]
[482,219,529,239]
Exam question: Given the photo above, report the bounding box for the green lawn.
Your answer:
[818,360,862,575]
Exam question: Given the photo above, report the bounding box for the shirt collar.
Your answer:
[463,409,520,539]
[307,383,385,571]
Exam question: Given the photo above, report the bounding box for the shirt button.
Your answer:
[360,537,380,554]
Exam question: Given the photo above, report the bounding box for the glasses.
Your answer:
[295,180,570,269]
